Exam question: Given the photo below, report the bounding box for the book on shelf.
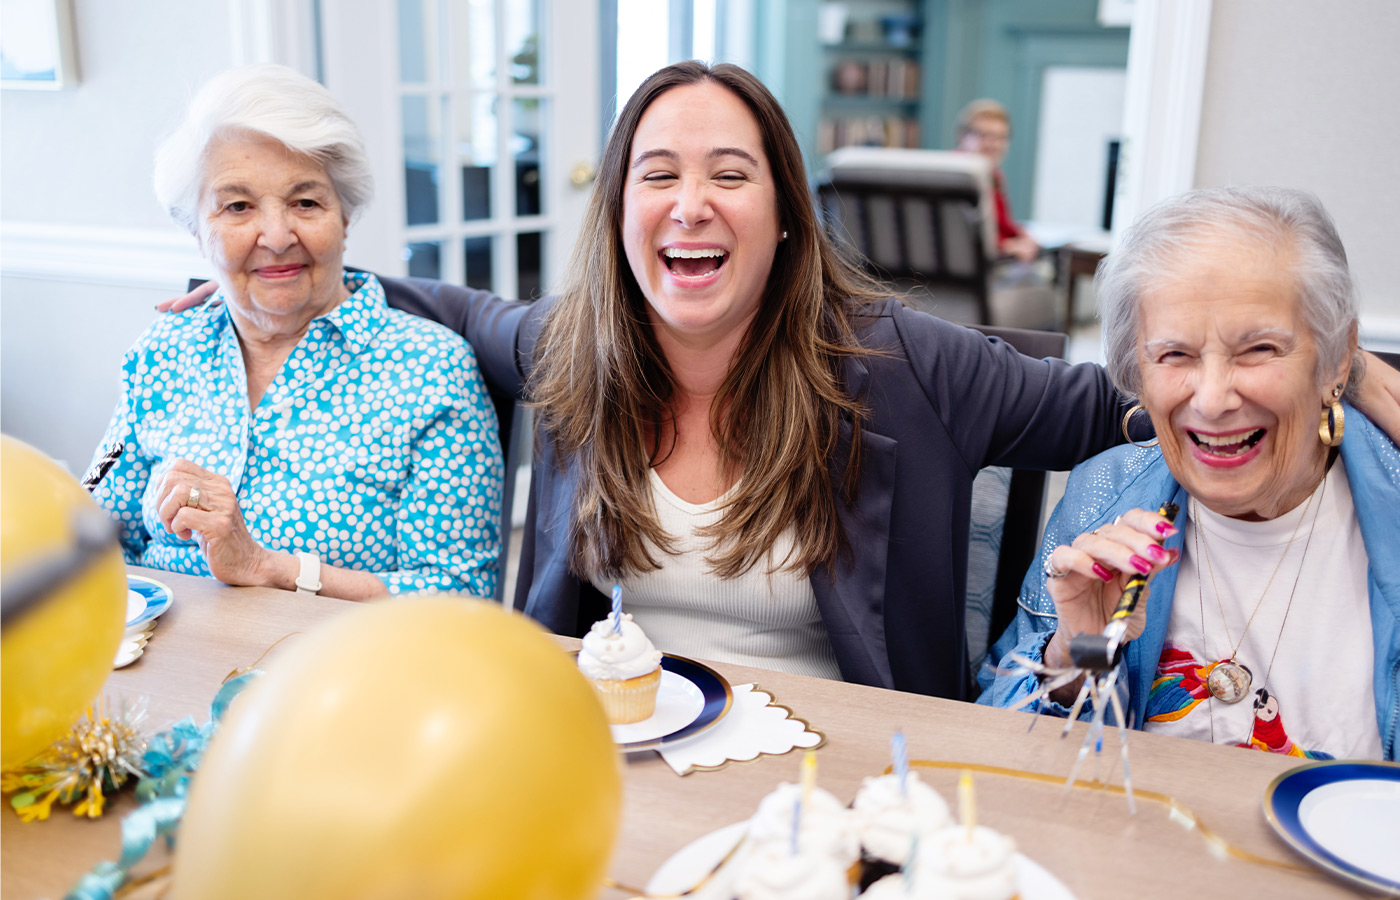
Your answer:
[817,115,921,154]
[829,58,921,99]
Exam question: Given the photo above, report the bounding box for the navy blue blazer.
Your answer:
[380,275,1126,699]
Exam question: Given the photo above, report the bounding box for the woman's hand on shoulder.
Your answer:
[154,458,276,586]
[1355,350,1400,445]
[1042,507,1179,670]
[156,279,219,314]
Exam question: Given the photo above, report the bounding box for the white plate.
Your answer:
[580,654,733,753]
[124,590,145,624]
[646,821,748,900]
[125,574,173,630]
[1265,760,1400,894]
[113,641,145,669]
[646,821,1077,899]
[610,669,705,744]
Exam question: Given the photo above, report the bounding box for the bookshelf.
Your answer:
[817,1,924,154]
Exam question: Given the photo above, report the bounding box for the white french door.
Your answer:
[321,0,601,300]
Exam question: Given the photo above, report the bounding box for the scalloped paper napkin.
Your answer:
[658,683,824,776]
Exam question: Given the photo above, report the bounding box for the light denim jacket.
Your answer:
[977,403,1400,761]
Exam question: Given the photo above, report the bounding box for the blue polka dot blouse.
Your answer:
[87,272,503,598]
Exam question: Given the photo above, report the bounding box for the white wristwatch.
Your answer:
[295,551,322,594]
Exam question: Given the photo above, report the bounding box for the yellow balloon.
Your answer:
[172,597,624,900]
[1,436,127,770]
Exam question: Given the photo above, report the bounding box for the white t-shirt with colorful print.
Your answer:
[1142,463,1381,760]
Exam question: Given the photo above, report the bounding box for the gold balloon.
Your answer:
[1,436,126,770]
[172,597,624,900]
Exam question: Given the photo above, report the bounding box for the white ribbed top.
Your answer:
[590,469,842,680]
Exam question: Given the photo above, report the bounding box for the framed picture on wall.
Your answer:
[1,0,80,90]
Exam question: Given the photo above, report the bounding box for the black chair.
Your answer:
[964,324,1069,686]
[817,148,996,326]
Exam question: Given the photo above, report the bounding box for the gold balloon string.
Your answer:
[904,759,1310,874]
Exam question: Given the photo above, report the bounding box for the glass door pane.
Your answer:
[402,94,442,226]
[325,0,597,296]
[459,93,497,222]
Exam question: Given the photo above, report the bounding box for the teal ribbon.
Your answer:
[62,671,263,900]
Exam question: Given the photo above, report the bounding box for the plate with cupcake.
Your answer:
[576,601,733,752]
[646,753,1076,899]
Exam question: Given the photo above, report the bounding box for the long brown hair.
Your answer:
[529,61,888,581]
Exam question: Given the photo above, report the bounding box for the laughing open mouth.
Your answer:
[1189,429,1264,457]
[663,247,727,278]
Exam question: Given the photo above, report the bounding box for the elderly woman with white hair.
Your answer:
[86,64,503,600]
[981,185,1399,761]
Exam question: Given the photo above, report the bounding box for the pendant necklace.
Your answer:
[1192,476,1324,705]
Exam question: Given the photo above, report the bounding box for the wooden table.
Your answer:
[2,568,1360,899]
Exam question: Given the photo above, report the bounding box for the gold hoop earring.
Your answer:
[1121,405,1159,448]
[1319,385,1345,447]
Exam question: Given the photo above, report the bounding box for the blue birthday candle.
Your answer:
[611,584,622,634]
[790,794,801,856]
[891,730,909,797]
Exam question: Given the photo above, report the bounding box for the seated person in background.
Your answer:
[956,99,1040,264]
[980,186,1398,761]
[87,64,503,601]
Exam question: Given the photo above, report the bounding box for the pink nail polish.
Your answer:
[1092,563,1113,581]
[1156,522,1177,537]
[1146,545,1169,563]
[1130,555,1153,574]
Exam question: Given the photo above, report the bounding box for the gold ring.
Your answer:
[187,486,202,509]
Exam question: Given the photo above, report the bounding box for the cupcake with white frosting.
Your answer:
[732,843,851,900]
[577,612,662,724]
[907,824,1020,900]
[745,781,860,866]
[852,769,951,885]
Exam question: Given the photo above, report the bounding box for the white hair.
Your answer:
[153,64,373,236]
[1098,185,1359,402]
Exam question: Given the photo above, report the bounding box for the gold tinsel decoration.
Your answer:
[1,697,148,822]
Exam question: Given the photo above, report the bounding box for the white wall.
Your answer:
[1194,0,1400,346]
[1,1,232,228]
[1,1,234,472]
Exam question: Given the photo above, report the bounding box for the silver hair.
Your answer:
[153,64,373,236]
[1098,185,1359,403]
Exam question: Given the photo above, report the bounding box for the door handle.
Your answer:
[570,161,596,188]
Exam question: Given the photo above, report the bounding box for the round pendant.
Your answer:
[1206,660,1252,703]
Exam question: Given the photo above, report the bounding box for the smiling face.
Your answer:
[621,81,782,353]
[197,133,350,337]
[1136,237,1350,521]
[960,113,1010,167]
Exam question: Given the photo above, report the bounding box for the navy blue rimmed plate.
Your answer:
[578,652,733,753]
[1264,759,1400,896]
